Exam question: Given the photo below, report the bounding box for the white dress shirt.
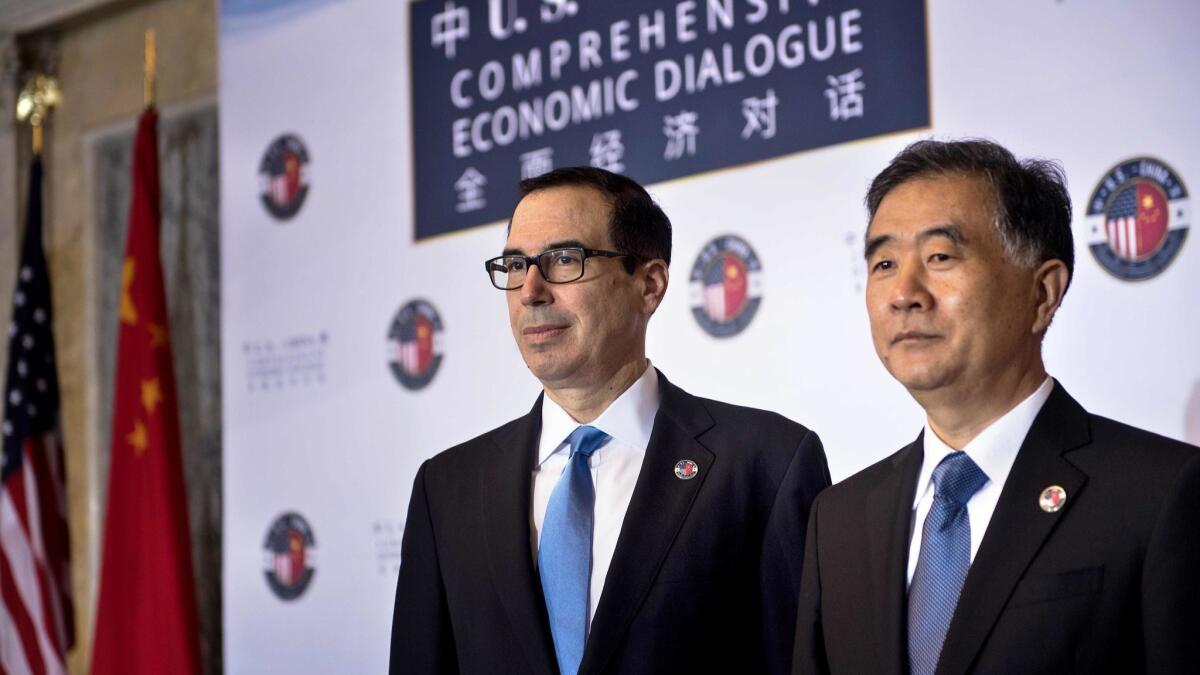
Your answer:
[531,361,660,631]
[906,377,1054,585]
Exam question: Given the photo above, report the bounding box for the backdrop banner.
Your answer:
[219,1,1200,672]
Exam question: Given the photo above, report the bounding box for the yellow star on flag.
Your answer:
[120,259,139,326]
[148,323,168,348]
[141,378,162,414]
[127,419,149,455]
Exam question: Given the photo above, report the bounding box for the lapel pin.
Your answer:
[1038,485,1067,513]
[674,459,699,480]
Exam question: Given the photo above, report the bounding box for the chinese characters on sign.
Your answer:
[431,1,470,58]
[825,68,864,121]
[411,0,929,239]
[589,130,625,172]
[519,147,554,178]
[742,89,778,139]
[455,167,487,212]
[663,111,699,160]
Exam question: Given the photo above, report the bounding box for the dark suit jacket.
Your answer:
[391,371,830,675]
[793,381,1200,674]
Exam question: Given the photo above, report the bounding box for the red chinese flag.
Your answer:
[722,253,748,318]
[91,108,201,675]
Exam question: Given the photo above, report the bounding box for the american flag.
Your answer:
[1,158,74,675]
[703,283,730,322]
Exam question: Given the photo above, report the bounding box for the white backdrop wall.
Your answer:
[219,0,1200,672]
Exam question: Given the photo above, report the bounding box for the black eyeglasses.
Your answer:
[484,247,633,290]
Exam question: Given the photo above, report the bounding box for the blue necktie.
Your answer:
[539,425,611,675]
[908,451,989,675]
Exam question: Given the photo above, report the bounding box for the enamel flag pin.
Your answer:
[1039,485,1067,513]
[674,460,699,480]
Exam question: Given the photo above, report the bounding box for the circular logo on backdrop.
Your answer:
[258,134,310,220]
[689,235,763,338]
[1085,157,1190,281]
[388,300,444,390]
[263,512,316,601]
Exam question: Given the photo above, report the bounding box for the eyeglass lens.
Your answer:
[490,248,585,288]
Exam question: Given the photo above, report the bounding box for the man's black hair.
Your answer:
[866,139,1074,285]
[516,167,672,271]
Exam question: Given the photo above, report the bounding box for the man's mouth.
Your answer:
[892,331,940,345]
[523,324,569,343]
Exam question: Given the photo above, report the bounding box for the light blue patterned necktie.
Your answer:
[908,451,989,675]
[539,425,611,675]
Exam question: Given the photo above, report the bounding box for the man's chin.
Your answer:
[522,355,576,384]
[889,366,952,394]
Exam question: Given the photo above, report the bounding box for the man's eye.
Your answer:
[929,253,952,263]
[508,259,527,271]
[553,254,578,266]
[871,259,893,272]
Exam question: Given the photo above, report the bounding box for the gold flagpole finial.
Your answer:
[15,74,61,156]
[144,28,156,109]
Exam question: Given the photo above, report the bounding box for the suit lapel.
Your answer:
[579,374,715,675]
[482,396,559,675]
[936,382,1091,675]
[865,435,924,675]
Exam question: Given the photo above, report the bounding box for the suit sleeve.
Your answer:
[791,490,829,675]
[760,428,832,675]
[1142,452,1200,673]
[390,462,458,674]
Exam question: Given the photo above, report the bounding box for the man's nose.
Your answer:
[520,264,552,306]
[889,265,932,312]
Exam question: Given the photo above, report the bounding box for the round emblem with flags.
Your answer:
[1038,485,1067,513]
[258,133,311,220]
[674,459,700,480]
[263,512,317,601]
[387,299,444,391]
[1085,157,1189,281]
[689,235,764,338]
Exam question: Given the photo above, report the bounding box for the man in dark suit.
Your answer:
[793,139,1200,674]
[391,167,830,675]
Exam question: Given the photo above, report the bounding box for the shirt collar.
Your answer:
[913,376,1055,508]
[537,361,660,466]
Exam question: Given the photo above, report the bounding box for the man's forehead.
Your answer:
[505,220,603,252]
[866,174,994,240]
[506,186,611,250]
[880,172,993,209]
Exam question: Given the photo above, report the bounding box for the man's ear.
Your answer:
[1032,258,1069,335]
[639,259,669,316]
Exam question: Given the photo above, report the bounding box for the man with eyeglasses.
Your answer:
[390,167,830,675]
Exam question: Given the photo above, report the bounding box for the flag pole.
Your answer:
[144,28,156,109]
[15,74,61,156]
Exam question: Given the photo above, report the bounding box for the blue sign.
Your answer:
[410,0,929,240]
